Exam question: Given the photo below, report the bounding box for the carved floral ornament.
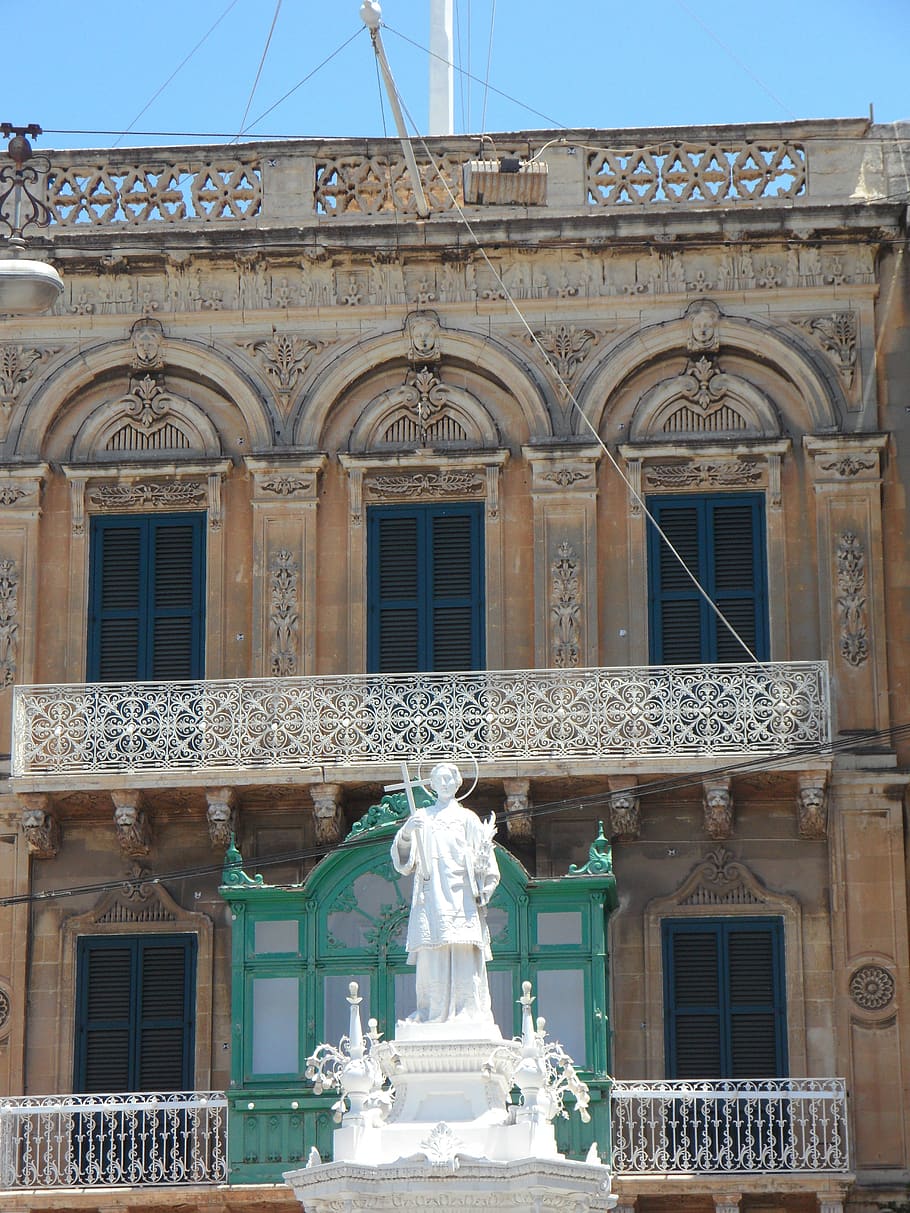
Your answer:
[65,463,230,536]
[849,964,895,1011]
[0,985,10,1034]
[835,531,869,667]
[550,542,581,668]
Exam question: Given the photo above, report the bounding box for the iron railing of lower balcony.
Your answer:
[0,1092,228,1188]
[610,1078,849,1174]
[11,661,830,777]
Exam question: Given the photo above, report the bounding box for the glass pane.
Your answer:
[323,974,371,1044]
[536,911,583,947]
[254,920,298,954]
[537,969,586,1067]
[252,977,299,1074]
[489,968,517,1038]
[394,972,416,1024]
[485,905,510,948]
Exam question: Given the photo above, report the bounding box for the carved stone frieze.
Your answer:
[0,558,19,687]
[643,459,763,489]
[835,532,868,667]
[797,771,829,839]
[260,474,315,496]
[608,777,640,841]
[269,548,299,677]
[19,795,60,859]
[365,470,485,500]
[112,790,152,858]
[206,787,237,852]
[502,778,533,841]
[818,454,877,478]
[243,332,322,406]
[703,778,733,840]
[0,484,30,506]
[849,964,895,1011]
[795,312,857,387]
[550,542,581,669]
[0,344,60,413]
[311,783,344,845]
[87,480,207,509]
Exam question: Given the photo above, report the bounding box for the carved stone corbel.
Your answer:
[797,771,829,840]
[502,778,533,841]
[111,789,151,858]
[311,783,344,845]
[19,793,60,859]
[206,786,238,852]
[608,776,640,841]
[703,777,734,840]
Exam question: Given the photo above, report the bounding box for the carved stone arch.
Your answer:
[70,381,222,462]
[57,876,214,1090]
[630,368,781,441]
[642,848,806,1077]
[291,325,554,448]
[574,310,845,438]
[350,371,501,453]
[11,335,273,460]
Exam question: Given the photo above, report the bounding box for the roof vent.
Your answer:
[463,157,548,206]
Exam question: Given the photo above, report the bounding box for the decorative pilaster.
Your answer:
[206,787,238,852]
[702,777,733,840]
[111,789,151,858]
[804,434,889,735]
[502,778,533,841]
[311,783,344,845]
[524,445,601,668]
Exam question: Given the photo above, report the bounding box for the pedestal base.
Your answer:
[285,1157,616,1213]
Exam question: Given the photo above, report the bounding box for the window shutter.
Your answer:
[371,514,420,672]
[665,927,723,1078]
[727,927,781,1078]
[710,503,761,662]
[431,512,478,671]
[76,942,134,1092]
[137,939,195,1090]
[151,522,203,680]
[91,524,144,681]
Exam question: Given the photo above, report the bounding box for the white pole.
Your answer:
[428,0,454,136]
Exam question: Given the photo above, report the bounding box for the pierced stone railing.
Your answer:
[610,1079,849,1174]
[11,661,830,779]
[0,1092,228,1188]
[586,141,806,206]
[46,157,262,225]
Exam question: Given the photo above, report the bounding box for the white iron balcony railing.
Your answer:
[11,662,830,779]
[0,1092,228,1188]
[610,1078,850,1174]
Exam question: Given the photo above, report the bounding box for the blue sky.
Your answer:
[3,0,908,150]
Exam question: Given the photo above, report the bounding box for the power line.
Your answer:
[234,0,285,143]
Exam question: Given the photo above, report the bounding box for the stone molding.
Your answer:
[62,459,232,535]
[619,440,789,512]
[340,450,510,526]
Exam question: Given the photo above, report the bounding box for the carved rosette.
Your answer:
[0,558,20,687]
[206,787,237,852]
[0,985,10,1035]
[112,790,152,858]
[312,784,344,845]
[835,532,868,667]
[503,778,533,841]
[20,796,60,859]
[269,549,299,677]
[550,542,581,668]
[703,779,733,840]
[849,964,895,1011]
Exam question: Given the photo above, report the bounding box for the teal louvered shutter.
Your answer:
[75,936,196,1092]
[647,494,768,663]
[88,514,205,681]
[663,919,786,1079]
[368,503,484,672]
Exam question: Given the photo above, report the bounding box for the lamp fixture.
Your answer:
[0,123,64,315]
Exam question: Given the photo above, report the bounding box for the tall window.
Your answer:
[87,514,206,681]
[647,493,768,664]
[367,503,485,673]
[662,918,787,1079]
[74,935,196,1092]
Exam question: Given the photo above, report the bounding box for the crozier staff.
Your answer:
[391,762,499,1025]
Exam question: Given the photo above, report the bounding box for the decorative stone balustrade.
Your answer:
[610,1078,849,1174]
[11,661,830,781]
[0,1092,228,1188]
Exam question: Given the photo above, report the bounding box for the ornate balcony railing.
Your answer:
[11,661,830,779]
[610,1079,849,1174]
[0,1092,228,1188]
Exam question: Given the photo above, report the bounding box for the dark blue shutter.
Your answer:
[75,935,196,1092]
[663,918,787,1079]
[647,494,768,664]
[367,503,484,673]
[88,514,206,681]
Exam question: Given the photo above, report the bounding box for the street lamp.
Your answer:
[0,123,64,315]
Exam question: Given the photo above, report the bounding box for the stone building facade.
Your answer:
[0,117,908,1212]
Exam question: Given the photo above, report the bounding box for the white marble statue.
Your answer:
[391,762,499,1025]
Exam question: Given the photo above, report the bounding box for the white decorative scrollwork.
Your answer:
[849,964,895,1011]
[12,661,830,777]
[835,532,868,666]
[0,1092,228,1187]
[610,1078,848,1174]
[550,542,581,668]
[269,549,299,677]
